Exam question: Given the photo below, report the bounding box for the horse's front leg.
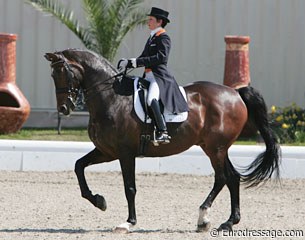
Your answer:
[75,148,114,211]
[114,156,137,233]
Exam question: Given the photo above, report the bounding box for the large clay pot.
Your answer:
[223,35,251,88]
[223,35,256,137]
[0,33,30,134]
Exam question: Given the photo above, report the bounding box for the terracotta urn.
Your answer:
[223,35,256,137]
[0,33,30,134]
[223,35,251,89]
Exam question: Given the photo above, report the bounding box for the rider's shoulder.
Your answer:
[157,32,170,42]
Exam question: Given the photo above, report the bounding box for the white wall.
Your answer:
[1,0,304,111]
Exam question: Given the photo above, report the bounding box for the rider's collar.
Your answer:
[150,27,163,38]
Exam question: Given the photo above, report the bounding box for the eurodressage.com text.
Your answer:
[209,228,304,238]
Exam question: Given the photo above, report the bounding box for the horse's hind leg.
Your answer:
[197,148,227,232]
[218,155,241,231]
[75,148,114,211]
[197,149,241,232]
[197,172,226,232]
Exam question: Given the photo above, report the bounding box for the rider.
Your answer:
[118,7,189,144]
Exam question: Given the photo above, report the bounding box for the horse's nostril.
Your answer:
[59,105,68,114]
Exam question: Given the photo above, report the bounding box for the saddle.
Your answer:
[132,77,188,123]
[120,75,188,156]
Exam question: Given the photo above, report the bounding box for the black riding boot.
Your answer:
[150,99,171,144]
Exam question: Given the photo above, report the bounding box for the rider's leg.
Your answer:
[145,71,160,105]
[150,99,171,143]
[145,72,170,143]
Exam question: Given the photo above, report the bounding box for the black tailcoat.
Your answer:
[136,30,189,113]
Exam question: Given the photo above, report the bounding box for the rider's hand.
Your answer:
[117,58,128,71]
[117,58,137,71]
[128,58,137,68]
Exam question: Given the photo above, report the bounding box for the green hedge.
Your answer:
[269,103,305,144]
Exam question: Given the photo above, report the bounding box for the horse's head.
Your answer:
[44,52,84,115]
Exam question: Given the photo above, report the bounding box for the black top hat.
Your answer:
[148,7,170,23]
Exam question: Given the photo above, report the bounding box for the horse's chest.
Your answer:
[88,121,119,155]
[88,121,111,143]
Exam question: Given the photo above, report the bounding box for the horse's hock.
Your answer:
[0,33,30,134]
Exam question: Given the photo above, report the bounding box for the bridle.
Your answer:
[50,57,131,108]
[51,59,81,111]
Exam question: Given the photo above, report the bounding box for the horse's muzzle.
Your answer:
[58,104,71,116]
[58,96,76,115]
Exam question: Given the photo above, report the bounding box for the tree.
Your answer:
[26,0,148,62]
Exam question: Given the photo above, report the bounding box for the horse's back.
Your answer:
[184,81,237,96]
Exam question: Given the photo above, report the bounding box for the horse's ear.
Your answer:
[44,52,60,62]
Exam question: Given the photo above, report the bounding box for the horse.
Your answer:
[44,48,280,233]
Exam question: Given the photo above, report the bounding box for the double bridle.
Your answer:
[50,57,130,109]
[51,59,80,94]
[51,59,81,111]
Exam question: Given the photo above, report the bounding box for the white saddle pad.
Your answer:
[133,77,188,123]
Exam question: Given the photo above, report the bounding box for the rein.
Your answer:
[83,70,125,96]
[83,68,133,101]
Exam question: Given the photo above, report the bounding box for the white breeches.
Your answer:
[145,71,160,106]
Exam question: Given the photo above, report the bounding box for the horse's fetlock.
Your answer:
[199,205,209,210]
[232,213,241,224]
[81,191,92,199]
[127,218,137,226]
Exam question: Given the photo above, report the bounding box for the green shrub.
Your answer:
[269,103,305,143]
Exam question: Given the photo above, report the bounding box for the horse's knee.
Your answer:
[74,159,81,173]
[74,159,86,175]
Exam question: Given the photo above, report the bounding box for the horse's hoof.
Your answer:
[113,222,133,234]
[94,194,107,211]
[197,222,211,232]
[217,222,232,231]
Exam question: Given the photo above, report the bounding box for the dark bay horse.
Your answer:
[44,49,280,233]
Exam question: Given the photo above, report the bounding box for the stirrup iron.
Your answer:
[152,128,171,146]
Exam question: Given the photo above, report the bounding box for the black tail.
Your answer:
[237,86,281,187]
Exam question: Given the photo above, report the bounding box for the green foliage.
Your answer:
[269,103,305,144]
[25,0,148,62]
